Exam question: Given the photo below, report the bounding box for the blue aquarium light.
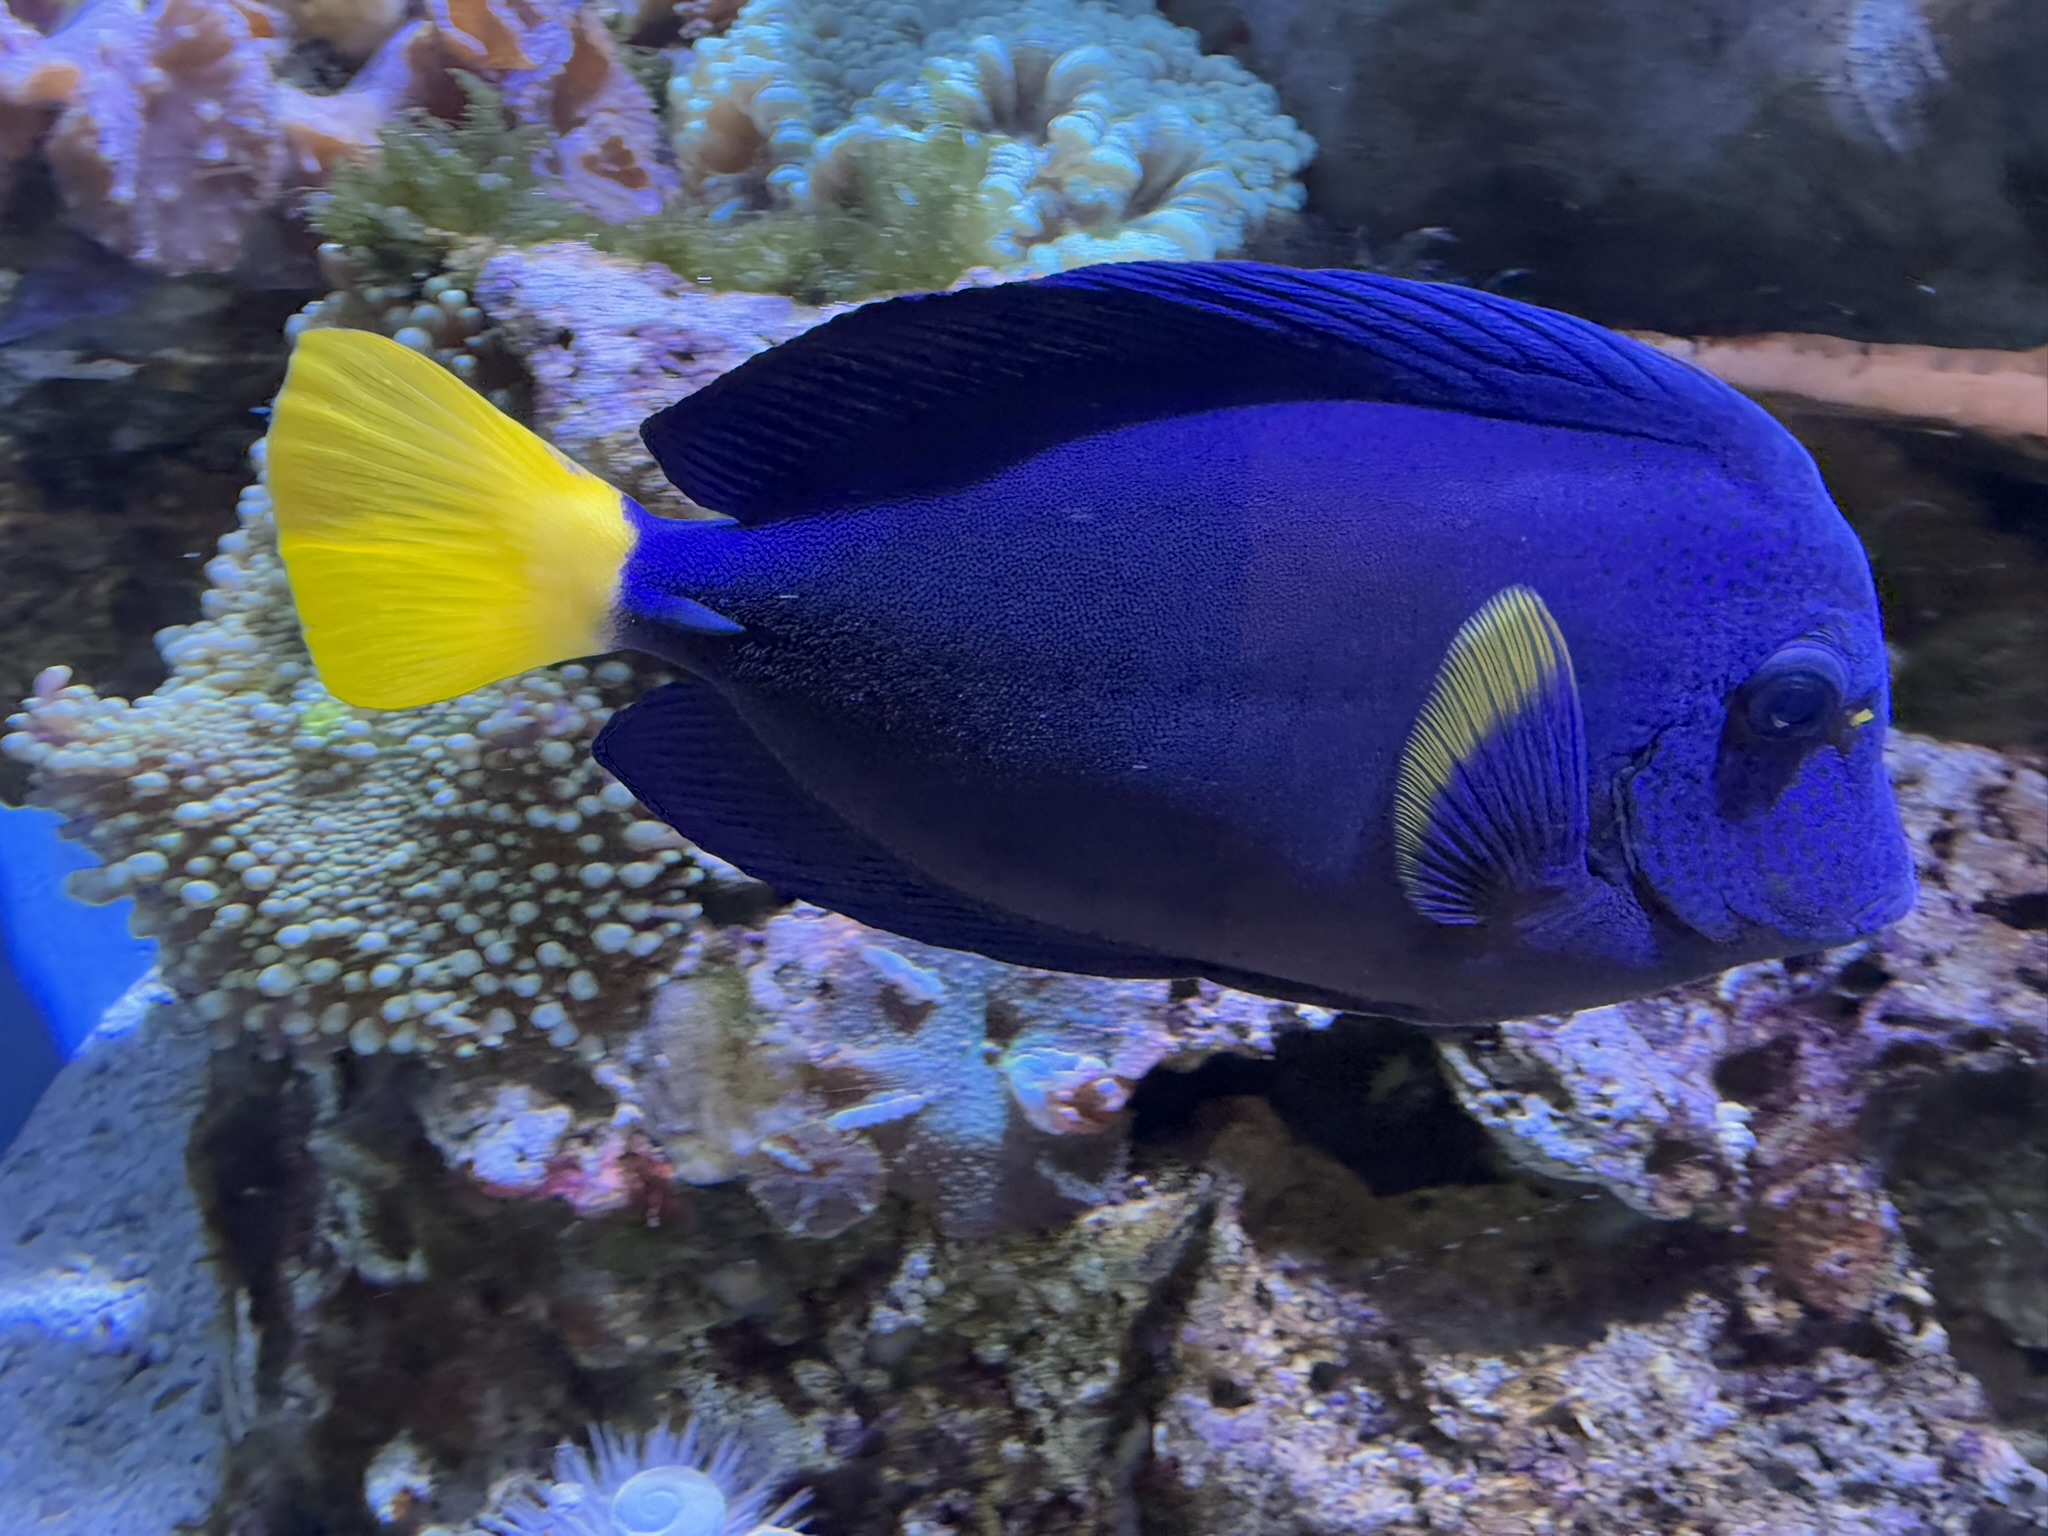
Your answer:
[0,805,157,1150]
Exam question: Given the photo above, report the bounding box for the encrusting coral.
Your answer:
[425,0,678,223]
[0,0,679,273]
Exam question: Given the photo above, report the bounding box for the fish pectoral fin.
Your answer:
[267,328,634,709]
[1392,585,1591,925]
[592,681,1205,981]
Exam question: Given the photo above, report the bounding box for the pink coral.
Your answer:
[429,0,676,221]
[0,0,670,275]
[42,0,289,272]
[3,0,422,273]
[275,19,441,181]
[536,4,676,222]
[0,0,128,199]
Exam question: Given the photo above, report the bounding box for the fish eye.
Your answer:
[1737,642,1847,743]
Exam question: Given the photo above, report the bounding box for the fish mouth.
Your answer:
[1849,880,1917,935]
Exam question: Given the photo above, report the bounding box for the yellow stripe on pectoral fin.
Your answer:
[1392,585,1590,925]
[266,329,636,710]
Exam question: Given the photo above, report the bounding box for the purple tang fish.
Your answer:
[265,261,1914,1025]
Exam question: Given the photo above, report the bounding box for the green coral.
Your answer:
[609,126,998,301]
[312,75,587,281]
[312,78,998,303]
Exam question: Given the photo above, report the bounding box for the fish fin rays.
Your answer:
[268,329,634,709]
[1392,585,1592,925]
[641,260,1782,524]
[592,682,1206,980]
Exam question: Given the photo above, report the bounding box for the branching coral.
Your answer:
[668,0,1314,273]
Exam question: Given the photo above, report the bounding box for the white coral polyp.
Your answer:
[489,1421,808,1536]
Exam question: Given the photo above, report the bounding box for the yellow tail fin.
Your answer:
[267,329,635,710]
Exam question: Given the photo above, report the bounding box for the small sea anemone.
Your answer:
[487,1420,810,1536]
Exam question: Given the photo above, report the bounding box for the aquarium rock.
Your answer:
[1441,735,2046,1315]
[1156,1097,2047,1533]
[168,720,2048,1528]
[1631,332,2048,449]
[7,234,2047,1528]
[0,982,235,1536]
[669,0,1314,272]
[630,906,1299,1237]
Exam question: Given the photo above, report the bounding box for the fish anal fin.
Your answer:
[1392,585,1591,925]
[591,682,1203,981]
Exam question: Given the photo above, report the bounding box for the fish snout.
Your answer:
[1849,878,1917,936]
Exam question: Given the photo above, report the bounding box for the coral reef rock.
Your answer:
[1442,735,2046,1335]
[154,729,2047,1532]
[8,240,2046,1530]
[474,239,847,513]
[1155,1097,2046,1533]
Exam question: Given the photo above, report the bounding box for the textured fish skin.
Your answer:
[597,263,1913,1025]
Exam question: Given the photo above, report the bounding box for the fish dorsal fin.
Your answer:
[641,260,1792,524]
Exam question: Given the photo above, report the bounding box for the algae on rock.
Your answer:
[313,76,1001,302]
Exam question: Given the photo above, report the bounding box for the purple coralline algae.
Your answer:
[1155,1095,2046,1532]
[426,904,1304,1239]
[472,241,851,514]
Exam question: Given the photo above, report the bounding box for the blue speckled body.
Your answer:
[620,390,1899,1022]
